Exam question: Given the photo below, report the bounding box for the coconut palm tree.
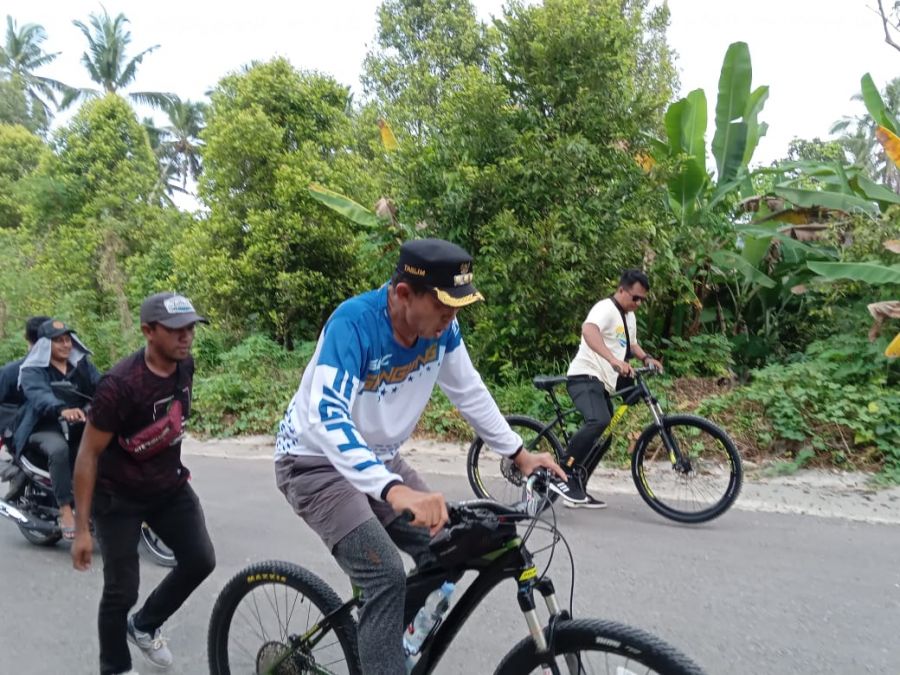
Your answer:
[160,98,206,190]
[0,16,72,126]
[62,8,174,109]
[142,99,206,202]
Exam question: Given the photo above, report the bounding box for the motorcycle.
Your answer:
[0,385,177,567]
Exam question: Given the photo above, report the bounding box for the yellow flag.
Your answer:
[377,118,399,152]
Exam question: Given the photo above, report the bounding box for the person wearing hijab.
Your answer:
[14,319,100,538]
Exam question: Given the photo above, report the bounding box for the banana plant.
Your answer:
[654,42,769,228]
[307,118,422,257]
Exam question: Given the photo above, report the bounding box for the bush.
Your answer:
[191,334,314,436]
[700,334,900,481]
[662,333,734,378]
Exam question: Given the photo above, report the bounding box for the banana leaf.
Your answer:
[664,98,688,154]
[714,121,748,184]
[711,249,777,288]
[682,89,707,171]
[774,186,878,215]
[308,183,382,229]
[742,85,769,165]
[668,157,707,219]
[861,73,900,135]
[852,174,900,209]
[712,42,751,181]
[807,261,900,285]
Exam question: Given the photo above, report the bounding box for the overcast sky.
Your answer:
[5,0,900,167]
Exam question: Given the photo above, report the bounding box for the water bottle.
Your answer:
[403,581,455,667]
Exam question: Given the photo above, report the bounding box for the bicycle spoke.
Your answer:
[224,580,354,674]
[635,417,739,521]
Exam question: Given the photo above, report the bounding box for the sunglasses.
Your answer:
[631,294,647,303]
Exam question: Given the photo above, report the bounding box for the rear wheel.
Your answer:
[17,485,61,546]
[495,618,706,674]
[18,521,62,546]
[467,415,564,504]
[632,414,742,524]
[208,560,361,675]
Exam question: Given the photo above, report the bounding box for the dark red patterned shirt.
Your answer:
[89,348,194,499]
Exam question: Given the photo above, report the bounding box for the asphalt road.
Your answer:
[0,454,897,674]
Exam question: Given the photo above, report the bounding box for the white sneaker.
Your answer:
[127,615,173,669]
[563,493,607,509]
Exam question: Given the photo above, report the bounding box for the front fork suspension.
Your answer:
[518,578,573,674]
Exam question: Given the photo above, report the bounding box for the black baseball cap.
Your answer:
[38,319,74,340]
[396,238,484,308]
[140,292,208,329]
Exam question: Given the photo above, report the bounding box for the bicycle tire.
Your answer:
[139,523,177,567]
[467,415,564,503]
[495,618,706,674]
[208,559,361,675]
[632,414,742,524]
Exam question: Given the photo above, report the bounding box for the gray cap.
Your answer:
[140,292,208,329]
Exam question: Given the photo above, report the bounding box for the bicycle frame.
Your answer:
[532,370,681,470]
[275,531,570,675]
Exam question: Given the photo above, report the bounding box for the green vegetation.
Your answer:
[1,2,898,481]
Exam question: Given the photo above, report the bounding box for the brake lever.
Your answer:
[524,468,551,516]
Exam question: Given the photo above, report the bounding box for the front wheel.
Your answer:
[632,414,742,524]
[208,560,361,675]
[495,618,706,674]
[139,523,177,567]
[467,415,564,503]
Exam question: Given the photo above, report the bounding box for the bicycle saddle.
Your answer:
[532,375,566,391]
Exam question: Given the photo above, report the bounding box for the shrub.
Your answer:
[662,333,734,378]
[700,334,900,481]
[191,335,314,436]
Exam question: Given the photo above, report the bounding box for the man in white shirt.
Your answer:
[550,269,663,508]
[274,238,566,675]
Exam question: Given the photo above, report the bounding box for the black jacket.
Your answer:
[0,358,25,405]
[13,359,101,454]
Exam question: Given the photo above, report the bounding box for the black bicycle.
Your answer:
[207,471,706,674]
[467,367,742,524]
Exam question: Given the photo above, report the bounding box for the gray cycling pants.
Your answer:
[334,517,432,675]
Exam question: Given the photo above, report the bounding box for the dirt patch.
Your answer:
[668,376,736,410]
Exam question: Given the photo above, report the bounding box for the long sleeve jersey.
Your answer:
[275,285,522,499]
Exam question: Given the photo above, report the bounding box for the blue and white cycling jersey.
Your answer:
[275,285,522,499]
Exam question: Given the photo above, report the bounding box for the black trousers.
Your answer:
[93,482,216,675]
[564,376,615,469]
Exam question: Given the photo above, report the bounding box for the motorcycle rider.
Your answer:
[14,319,100,538]
[1,316,50,493]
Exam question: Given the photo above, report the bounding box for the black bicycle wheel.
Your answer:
[139,522,177,567]
[632,414,742,524]
[208,560,361,675]
[467,415,564,503]
[495,618,706,675]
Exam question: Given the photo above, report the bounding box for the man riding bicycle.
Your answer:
[274,238,566,675]
[551,269,663,509]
